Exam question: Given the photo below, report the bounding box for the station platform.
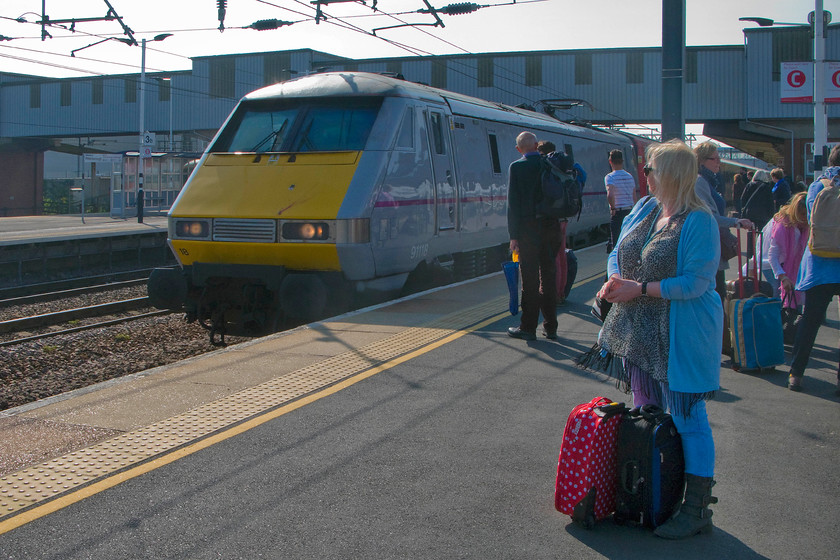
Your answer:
[0,244,837,559]
[0,214,168,246]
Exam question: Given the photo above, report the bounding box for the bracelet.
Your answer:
[641,281,648,296]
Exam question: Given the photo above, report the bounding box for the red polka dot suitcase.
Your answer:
[554,396,627,529]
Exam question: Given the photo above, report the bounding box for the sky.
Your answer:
[0,0,825,79]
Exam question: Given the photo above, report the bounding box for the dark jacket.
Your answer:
[507,153,546,242]
[741,180,775,230]
[772,179,792,211]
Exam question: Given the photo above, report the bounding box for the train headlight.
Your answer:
[282,222,330,241]
[173,219,211,239]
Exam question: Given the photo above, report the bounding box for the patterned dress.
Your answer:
[580,204,687,395]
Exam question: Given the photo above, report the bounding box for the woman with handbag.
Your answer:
[577,140,722,539]
[768,192,809,342]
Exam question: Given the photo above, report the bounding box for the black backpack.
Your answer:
[537,151,583,220]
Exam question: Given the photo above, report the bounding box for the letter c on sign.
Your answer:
[833,70,840,89]
[788,70,806,88]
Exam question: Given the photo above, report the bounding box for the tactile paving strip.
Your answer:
[0,295,507,519]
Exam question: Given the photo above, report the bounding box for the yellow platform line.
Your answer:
[0,270,604,535]
[0,300,508,535]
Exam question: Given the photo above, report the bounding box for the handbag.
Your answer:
[590,295,612,323]
[781,292,801,345]
[719,227,739,261]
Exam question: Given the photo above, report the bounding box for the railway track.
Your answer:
[0,268,160,301]
[0,297,172,347]
[0,271,170,347]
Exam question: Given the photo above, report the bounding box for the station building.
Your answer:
[0,23,837,216]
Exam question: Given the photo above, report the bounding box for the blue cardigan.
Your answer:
[604,197,722,393]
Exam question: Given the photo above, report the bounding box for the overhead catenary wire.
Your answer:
[0,1,660,135]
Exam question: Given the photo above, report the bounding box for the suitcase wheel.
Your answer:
[574,514,596,530]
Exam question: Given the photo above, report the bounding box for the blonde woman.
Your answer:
[769,192,809,309]
[577,140,721,539]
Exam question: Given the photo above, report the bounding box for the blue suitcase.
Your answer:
[728,294,784,372]
[726,227,784,372]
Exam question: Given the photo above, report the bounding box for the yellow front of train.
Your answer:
[148,85,383,340]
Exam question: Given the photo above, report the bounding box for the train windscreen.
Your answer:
[211,97,382,154]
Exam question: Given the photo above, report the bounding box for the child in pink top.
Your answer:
[768,192,809,309]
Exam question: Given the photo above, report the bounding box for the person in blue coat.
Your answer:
[787,145,840,394]
[577,140,721,539]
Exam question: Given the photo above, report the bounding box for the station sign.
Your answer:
[781,62,840,104]
[827,61,840,103]
[781,62,812,103]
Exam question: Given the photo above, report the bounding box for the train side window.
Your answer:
[395,108,415,150]
[429,112,445,155]
[487,134,502,174]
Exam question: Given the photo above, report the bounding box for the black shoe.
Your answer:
[508,327,536,341]
[542,329,557,340]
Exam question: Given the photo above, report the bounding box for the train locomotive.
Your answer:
[148,72,648,342]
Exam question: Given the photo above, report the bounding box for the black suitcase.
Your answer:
[614,405,685,528]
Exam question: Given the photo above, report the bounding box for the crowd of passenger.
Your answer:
[506,133,840,540]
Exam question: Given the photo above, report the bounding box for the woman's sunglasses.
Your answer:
[643,165,654,177]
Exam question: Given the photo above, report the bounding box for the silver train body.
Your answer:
[150,72,644,336]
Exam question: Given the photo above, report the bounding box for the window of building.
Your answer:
[626,52,644,84]
[575,53,592,85]
[92,79,104,105]
[29,83,41,109]
[487,133,502,174]
[525,55,542,87]
[772,27,812,81]
[125,78,137,103]
[477,57,494,87]
[431,60,447,89]
[264,52,292,85]
[60,81,72,107]
[209,58,236,99]
[685,50,698,84]
[158,78,171,102]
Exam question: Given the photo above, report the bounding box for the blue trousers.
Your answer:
[631,372,715,478]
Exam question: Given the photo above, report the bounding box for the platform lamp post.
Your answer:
[740,0,831,180]
[137,33,173,223]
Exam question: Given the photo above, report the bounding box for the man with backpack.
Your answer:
[787,145,840,395]
[507,131,560,341]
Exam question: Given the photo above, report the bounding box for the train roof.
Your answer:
[244,72,619,140]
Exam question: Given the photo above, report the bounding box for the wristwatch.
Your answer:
[641,281,648,296]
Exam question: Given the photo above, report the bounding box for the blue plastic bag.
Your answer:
[503,261,520,315]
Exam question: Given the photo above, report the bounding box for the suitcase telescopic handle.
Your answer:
[621,461,642,495]
[595,402,628,418]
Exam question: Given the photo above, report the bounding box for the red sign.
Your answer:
[781,62,812,103]
[827,62,840,103]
